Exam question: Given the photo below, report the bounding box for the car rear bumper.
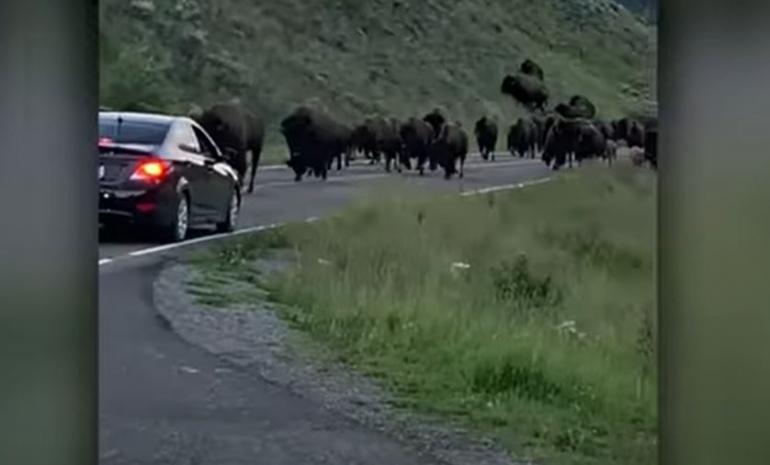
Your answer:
[98,186,176,228]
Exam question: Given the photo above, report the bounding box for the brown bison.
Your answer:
[507,117,538,159]
[644,118,657,169]
[500,73,549,112]
[280,106,347,182]
[520,58,545,81]
[433,123,468,179]
[613,117,645,148]
[474,116,499,161]
[400,117,435,175]
[194,102,265,193]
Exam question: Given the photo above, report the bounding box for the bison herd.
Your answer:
[499,59,657,170]
[279,107,469,181]
[185,59,656,191]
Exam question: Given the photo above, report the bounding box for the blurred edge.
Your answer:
[661,1,770,465]
[0,1,98,465]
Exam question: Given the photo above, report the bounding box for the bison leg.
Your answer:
[248,146,262,194]
[417,152,426,176]
[459,156,465,178]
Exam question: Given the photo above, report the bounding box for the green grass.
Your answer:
[187,164,657,464]
[100,0,655,166]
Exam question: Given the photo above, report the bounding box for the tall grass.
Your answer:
[190,164,657,464]
[265,165,656,464]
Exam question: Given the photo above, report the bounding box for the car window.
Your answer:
[192,125,220,160]
[173,122,201,153]
[99,119,170,145]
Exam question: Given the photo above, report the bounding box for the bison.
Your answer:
[400,117,434,175]
[500,73,549,112]
[573,121,607,164]
[474,116,499,161]
[520,58,545,81]
[280,106,348,182]
[432,123,468,179]
[423,109,447,140]
[351,120,380,164]
[644,118,657,169]
[542,116,583,170]
[554,95,596,120]
[370,117,403,173]
[613,117,645,148]
[327,120,354,171]
[568,95,597,119]
[194,102,265,193]
[507,117,538,159]
[532,115,547,153]
[594,119,615,142]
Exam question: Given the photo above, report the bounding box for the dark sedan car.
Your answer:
[98,112,241,242]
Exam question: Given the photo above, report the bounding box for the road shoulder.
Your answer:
[153,253,524,465]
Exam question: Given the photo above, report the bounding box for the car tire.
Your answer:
[216,189,239,233]
[160,192,190,243]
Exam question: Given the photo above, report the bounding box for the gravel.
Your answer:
[153,252,531,465]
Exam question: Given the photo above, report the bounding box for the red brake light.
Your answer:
[130,158,171,182]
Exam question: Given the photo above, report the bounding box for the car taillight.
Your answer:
[130,158,171,183]
[98,137,114,146]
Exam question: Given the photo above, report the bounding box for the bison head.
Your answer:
[520,59,545,81]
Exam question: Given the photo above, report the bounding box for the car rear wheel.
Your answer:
[160,193,190,243]
[216,189,239,233]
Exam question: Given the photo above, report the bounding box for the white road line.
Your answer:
[99,164,550,267]
[460,177,553,197]
[124,223,285,259]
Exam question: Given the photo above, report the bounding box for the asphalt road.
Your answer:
[99,153,552,464]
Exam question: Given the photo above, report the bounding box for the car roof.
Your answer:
[99,111,196,126]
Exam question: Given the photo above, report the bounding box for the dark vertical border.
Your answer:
[657,0,675,463]
[0,1,98,464]
[661,1,770,464]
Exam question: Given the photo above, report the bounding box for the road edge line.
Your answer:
[100,175,553,267]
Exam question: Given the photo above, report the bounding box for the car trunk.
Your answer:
[98,144,159,185]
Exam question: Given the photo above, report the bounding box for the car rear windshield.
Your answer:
[99,119,171,145]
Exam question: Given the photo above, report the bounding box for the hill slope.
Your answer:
[100,0,655,153]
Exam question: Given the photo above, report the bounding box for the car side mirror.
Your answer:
[221,147,238,160]
[178,143,200,154]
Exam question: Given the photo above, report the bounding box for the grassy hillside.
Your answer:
[100,0,656,159]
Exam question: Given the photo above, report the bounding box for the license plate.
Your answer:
[98,165,105,179]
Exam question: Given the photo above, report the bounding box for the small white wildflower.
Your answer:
[556,320,577,332]
[450,262,471,278]
[317,258,332,266]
